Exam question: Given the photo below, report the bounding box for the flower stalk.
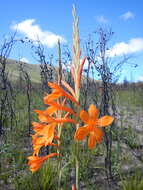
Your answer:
[57,39,63,190]
[72,5,83,190]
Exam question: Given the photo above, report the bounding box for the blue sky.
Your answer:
[0,0,143,82]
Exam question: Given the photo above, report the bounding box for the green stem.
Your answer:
[57,39,62,190]
[58,156,62,190]
[75,96,80,190]
[57,123,62,190]
[75,142,79,190]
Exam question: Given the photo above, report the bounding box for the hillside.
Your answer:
[5,58,41,83]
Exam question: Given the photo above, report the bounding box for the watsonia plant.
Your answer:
[27,6,114,190]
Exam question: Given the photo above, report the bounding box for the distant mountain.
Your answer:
[5,58,41,83]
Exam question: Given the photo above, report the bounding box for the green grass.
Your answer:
[14,160,57,190]
[120,170,143,190]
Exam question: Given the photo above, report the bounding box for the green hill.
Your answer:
[5,59,41,83]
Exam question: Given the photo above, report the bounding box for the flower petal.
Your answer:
[44,92,62,103]
[74,125,89,140]
[88,104,99,119]
[45,106,57,116]
[32,122,45,133]
[94,127,103,143]
[98,116,114,127]
[45,123,56,145]
[88,133,97,149]
[80,110,89,124]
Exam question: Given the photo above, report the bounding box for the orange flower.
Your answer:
[28,153,58,172]
[74,104,114,149]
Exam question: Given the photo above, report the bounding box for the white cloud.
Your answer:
[20,57,30,63]
[95,15,109,24]
[120,11,135,20]
[108,38,143,57]
[11,19,66,48]
[138,76,143,82]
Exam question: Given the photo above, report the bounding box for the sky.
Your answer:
[0,0,143,82]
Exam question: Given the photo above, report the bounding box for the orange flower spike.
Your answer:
[28,153,59,173]
[74,104,114,149]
